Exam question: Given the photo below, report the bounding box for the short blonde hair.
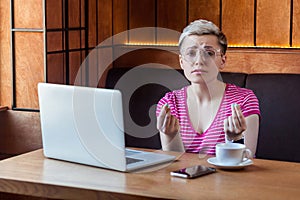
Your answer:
[179,19,227,54]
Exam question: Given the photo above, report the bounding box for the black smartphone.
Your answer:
[170,165,216,179]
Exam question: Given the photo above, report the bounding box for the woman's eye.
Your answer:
[206,50,215,57]
[186,50,196,57]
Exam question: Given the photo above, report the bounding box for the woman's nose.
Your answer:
[194,52,206,66]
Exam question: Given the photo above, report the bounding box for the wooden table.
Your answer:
[0,149,300,200]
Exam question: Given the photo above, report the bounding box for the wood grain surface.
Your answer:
[0,149,299,199]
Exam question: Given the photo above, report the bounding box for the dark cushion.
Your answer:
[246,74,300,162]
[106,67,189,149]
[219,72,247,88]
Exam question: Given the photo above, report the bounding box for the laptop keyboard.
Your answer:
[125,149,142,156]
[125,149,144,164]
[126,157,143,164]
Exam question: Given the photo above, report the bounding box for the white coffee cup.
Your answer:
[216,143,252,165]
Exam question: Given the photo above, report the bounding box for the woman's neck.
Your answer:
[188,80,226,103]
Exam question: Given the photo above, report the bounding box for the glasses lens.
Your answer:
[204,47,217,57]
[183,47,216,63]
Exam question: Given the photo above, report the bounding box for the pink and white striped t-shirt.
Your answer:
[156,84,260,155]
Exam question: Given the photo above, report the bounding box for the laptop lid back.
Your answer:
[38,83,127,171]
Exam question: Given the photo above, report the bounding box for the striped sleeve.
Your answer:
[240,89,261,118]
[156,91,173,117]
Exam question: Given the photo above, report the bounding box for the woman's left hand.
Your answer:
[224,104,247,141]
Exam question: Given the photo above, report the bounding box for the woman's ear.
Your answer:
[179,55,184,69]
[219,54,226,70]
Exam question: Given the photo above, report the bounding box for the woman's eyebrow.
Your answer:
[185,45,198,49]
[203,45,214,49]
[185,44,215,49]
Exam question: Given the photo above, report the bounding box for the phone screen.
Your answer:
[170,165,216,179]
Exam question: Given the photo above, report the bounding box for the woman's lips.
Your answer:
[191,69,206,74]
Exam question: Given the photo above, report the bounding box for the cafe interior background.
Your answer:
[0,0,300,160]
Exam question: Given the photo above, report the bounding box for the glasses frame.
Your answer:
[181,45,223,64]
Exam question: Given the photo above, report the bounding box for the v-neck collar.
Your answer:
[183,84,228,135]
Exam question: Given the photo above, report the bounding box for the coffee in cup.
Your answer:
[215,143,252,165]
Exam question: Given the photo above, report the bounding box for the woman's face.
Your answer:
[179,34,226,85]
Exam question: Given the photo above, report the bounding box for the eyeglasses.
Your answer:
[181,46,222,64]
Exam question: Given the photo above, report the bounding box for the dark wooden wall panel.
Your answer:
[129,0,155,28]
[84,48,113,88]
[97,47,113,88]
[68,0,81,28]
[69,51,84,85]
[46,0,63,29]
[293,0,300,47]
[98,0,113,44]
[47,54,65,84]
[69,30,82,49]
[47,32,63,52]
[256,0,290,47]
[129,0,155,43]
[87,49,99,87]
[157,0,186,43]
[112,0,128,74]
[189,0,220,27]
[113,0,128,34]
[81,30,86,48]
[88,0,97,47]
[157,0,186,31]
[14,0,43,28]
[222,0,254,46]
[88,0,112,46]
[14,32,44,109]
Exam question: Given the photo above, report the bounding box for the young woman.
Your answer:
[156,19,260,156]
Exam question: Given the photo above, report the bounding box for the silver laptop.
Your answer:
[38,83,175,172]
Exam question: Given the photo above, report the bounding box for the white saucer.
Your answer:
[207,157,253,170]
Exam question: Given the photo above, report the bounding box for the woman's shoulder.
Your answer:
[163,87,186,99]
[225,83,259,108]
[225,84,260,116]
[156,87,186,115]
[157,87,186,108]
[226,83,255,95]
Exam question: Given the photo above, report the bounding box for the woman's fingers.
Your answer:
[228,115,234,132]
[231,104,240,128]
[234,104,246,129]
[231,104,246,130]
[224,104,247,139]
[157,104,169,130]
[223,118,229,132]
[157,104,179,135]
[233,104,246,130]
[162,109,171,131]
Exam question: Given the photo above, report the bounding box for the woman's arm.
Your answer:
[157,104,185,152]
[244,114,259,156]
[224,104,260,157]
[159,130,185,152]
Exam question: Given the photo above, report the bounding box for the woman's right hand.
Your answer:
[156,104,180,136]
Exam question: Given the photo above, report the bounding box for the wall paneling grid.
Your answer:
[3,0,300,111]
[10,0,45,111]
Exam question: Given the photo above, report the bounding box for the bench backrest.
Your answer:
[106,68,300,162]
